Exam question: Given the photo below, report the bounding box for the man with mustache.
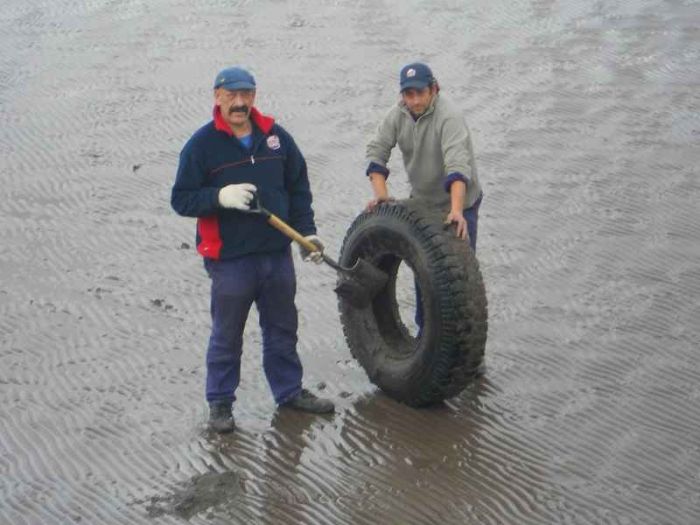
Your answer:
[171,66,334,433]
[365,62,483,332]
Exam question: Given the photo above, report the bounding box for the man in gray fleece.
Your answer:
[366,62,483,331]
[365,62,483,251]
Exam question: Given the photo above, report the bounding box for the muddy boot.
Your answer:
[208,402,235,433]
[281,388,335,414]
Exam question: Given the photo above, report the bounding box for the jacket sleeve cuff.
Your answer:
[444,172,469,192]
[298,226,317,236]
[366,162,390,179]
[211,187,222,209]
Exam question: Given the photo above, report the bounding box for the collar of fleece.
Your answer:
[213,106,275,136]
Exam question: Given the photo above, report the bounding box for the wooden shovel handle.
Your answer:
[267,213,319,252]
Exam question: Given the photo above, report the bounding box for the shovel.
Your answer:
[245,196,388,308]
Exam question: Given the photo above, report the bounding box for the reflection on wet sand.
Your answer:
[161,377,556,523]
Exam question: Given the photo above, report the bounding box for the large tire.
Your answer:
[337,199,488,407]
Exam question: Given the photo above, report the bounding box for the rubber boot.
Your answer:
[208,401,235,433]
[281,389,335,414]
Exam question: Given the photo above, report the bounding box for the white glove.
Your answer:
[299,235,324,264]
[218,183,257,210]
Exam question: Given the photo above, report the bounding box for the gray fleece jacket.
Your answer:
[366,93,481,210]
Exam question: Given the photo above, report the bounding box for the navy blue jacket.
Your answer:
[171,107,316,260]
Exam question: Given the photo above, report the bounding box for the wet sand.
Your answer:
[1,0,699,523]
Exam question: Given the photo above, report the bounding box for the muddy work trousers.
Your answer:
[415,195,482,329]
[203,248,303,405]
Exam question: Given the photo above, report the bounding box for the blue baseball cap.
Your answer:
[213,66,256,90]
[399,62,435,91]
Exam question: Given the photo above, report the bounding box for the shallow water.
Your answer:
[1,0,699,523]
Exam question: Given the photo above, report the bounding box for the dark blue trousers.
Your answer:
[415,195,482,328]
[203,247,302,405]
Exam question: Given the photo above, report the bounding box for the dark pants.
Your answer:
[203,248,302,405]
[415,195,482,329]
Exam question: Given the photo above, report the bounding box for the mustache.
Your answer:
[228,105,249,114]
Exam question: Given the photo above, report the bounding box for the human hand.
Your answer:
[218,183,257,210]
[299,235,324,264]
[445,210,469,241]
[365,196,393,212]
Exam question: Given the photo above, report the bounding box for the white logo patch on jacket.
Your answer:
[267,135,281,150]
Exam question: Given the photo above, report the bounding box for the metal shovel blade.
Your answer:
[331,257,388,308]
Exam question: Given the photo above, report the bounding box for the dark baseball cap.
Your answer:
[399,62,435,91]
[213,66,256,90]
